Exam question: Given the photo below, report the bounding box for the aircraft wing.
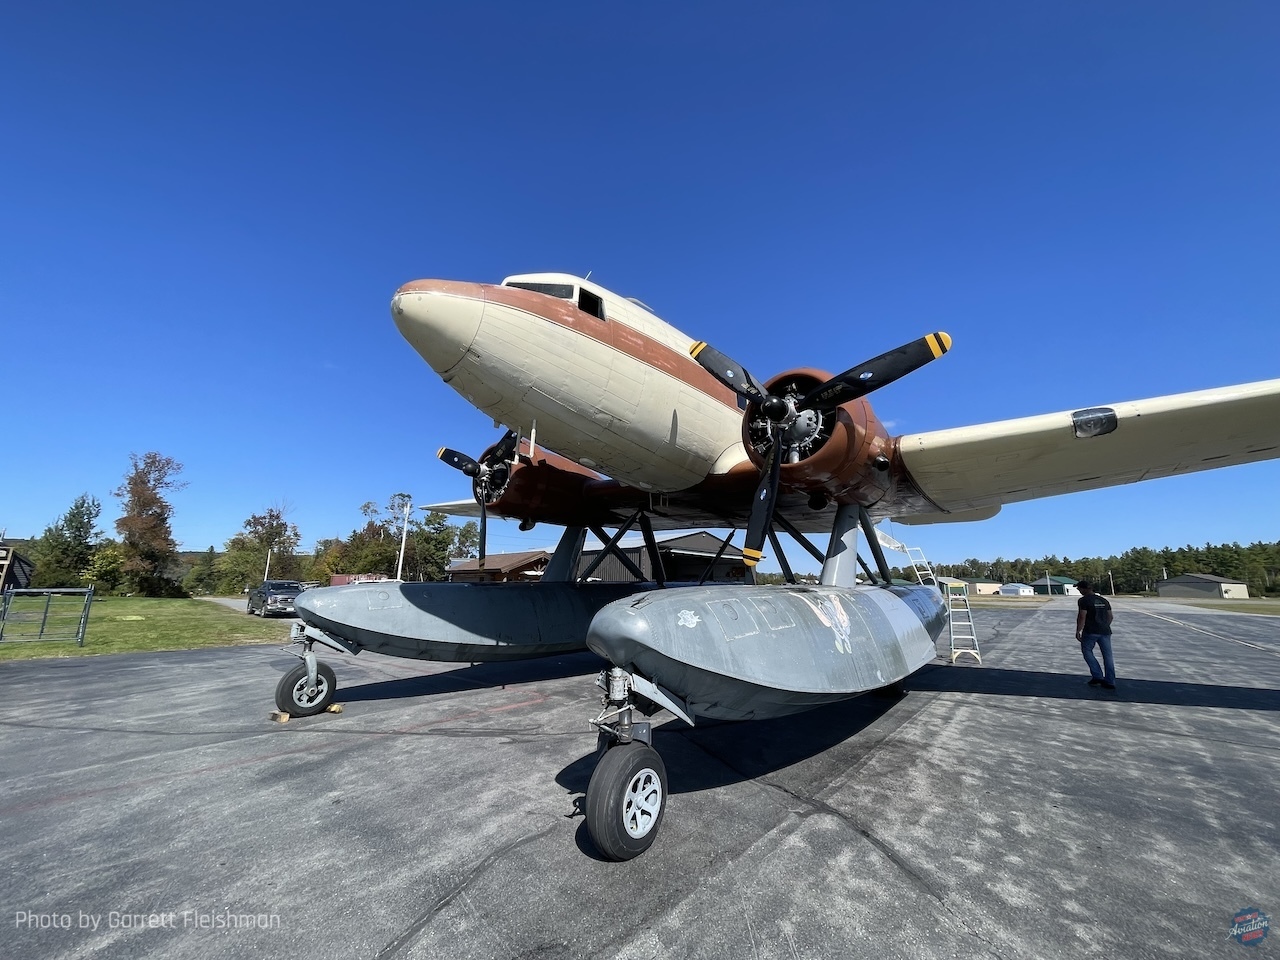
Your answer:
[426,378,1280,534]
[424,490,836,533]
[422,499,487,519]
[893,378,1280,522]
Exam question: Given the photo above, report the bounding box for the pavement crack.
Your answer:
[373,823,556,960]
[675,715,948,905]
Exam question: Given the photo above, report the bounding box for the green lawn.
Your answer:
[1173,597,1280,617]
[0,597,293,660]
[966,595,1055,608]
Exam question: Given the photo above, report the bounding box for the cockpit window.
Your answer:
[505,281,575,299]
[578,288,605,320]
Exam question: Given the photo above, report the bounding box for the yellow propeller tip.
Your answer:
[937,332,952,351]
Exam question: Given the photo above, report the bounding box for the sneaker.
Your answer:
[1101,682,1116,690]
[1087,678,1103,686]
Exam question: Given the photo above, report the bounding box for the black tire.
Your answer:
[274,662,337,717]
[586,741,667,861]
[246,602,253,615]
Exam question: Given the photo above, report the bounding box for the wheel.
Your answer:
[246,602,253,615]
[274,662,336,717]
[586,741,667,861]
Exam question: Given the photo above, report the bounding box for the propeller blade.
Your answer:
[487,429,519,467]
[799,332,952,410]
[690,341,769,405]
[742,438,783,568]
[477,500,487,571]
[438,447,483,478]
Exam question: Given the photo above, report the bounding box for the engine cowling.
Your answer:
[480,439,616,527]
[742,368,896,506]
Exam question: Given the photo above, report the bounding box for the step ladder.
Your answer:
[945,590,981,664]
[874,525,981,664]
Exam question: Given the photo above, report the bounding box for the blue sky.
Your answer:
[3,1,1277,571]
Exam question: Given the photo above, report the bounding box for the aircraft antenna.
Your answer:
[584,270,592,280]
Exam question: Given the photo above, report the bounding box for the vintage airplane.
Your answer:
[282,271,1280,860]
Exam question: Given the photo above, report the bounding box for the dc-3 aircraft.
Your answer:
[281,272,1280,859]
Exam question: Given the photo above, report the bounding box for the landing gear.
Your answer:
[275,633,338,717]
[275,661,336,716]
[586,667,670,860]
[586,741,667,861]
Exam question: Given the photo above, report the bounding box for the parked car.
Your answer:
[246,580,303,617]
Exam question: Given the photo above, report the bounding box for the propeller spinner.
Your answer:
[437,429,519,571]
[690,332,952,567]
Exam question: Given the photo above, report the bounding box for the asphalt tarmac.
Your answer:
[2,597,1277,959]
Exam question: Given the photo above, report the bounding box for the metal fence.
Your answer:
[0,587,94,645]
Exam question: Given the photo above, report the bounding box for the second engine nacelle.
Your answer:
[743,368,896,507]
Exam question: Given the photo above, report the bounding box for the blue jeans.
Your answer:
[1080,633,1115,684]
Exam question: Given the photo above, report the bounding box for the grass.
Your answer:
[1170,597,1280,617]
[4,591,1273,664]
[966,595,1055,608]
[966,593,1280,617]
[0,597,293,660]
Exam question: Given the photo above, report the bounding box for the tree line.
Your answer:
[17,451,479,596]
[16,450,1277,597]
[913,541,1280,596]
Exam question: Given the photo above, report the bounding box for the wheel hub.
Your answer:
[622,767,663,838]
[292,676,328,707]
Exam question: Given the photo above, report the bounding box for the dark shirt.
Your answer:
[1078,594,1112,635]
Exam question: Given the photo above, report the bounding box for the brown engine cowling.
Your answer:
[743,368,896,507]
[479,438,622,528]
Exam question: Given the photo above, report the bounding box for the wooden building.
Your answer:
[448,550,551,584]
[578,531,746,583]
[0,541,34,592]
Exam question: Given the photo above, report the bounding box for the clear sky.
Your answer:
[3,1,1277,571]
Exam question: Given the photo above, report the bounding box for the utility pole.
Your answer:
[262,546,273,583]
[396,500,412,581]
[1108,569,1115,595]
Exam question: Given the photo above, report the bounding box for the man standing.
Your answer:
[1075,580,1115,689]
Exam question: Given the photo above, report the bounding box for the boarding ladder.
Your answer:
[873,527,936,586]
[874,526,981,664]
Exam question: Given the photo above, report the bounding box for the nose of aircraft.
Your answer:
[391,279,487,374]
[293,584,365,635]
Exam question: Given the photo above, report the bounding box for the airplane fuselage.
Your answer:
[392,273,753,492]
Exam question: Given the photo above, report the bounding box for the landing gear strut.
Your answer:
[586,667,668,860]
[275,639,337,716]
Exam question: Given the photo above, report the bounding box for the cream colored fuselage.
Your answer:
[392,273,750,492]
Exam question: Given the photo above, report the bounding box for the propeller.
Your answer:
[690,332,952,566]
[437,429,518,571]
